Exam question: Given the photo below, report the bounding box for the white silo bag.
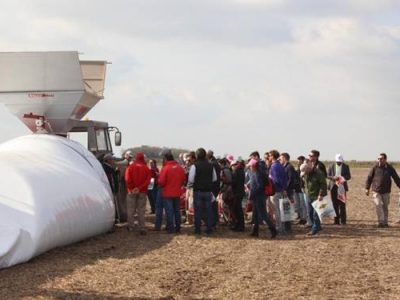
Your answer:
[0,134,114,269]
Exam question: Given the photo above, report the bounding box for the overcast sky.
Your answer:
[0,0,399,161]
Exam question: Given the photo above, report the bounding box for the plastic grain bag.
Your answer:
[312,196,336,222]
[0,135,114,269]
[279,197,296,222]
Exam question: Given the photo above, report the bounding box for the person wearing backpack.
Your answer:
[250,151,273,222]
[247,158,277,239]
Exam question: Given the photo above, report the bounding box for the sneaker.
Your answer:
[307,230,318,236]
[378,223,385,228]
[384,224,389,228]
[308,226,321,234]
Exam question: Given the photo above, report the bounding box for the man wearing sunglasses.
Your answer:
[308,150,327,178]
[366,153,400,227]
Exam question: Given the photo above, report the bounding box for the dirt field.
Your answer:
[2,168,400,299]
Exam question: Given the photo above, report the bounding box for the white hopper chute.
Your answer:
[0,51,107,134]
[0,134,115,269]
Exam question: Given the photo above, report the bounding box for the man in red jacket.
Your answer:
[125,152,151,235]
[158,150,186,233]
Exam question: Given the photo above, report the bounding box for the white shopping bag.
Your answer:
[312,196,336,222]
[148,178,155,190]
[211,193,216,203]
[279,197,296,222]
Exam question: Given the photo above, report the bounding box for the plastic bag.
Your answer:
[279,197,296,222]
[148,178,155,190]
[335,176,347,203]
[337,184,347,203]
[312,196,336,222]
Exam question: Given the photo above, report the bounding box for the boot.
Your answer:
[250,225,259,237]
[270,227,277,239]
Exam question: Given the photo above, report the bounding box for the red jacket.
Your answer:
[125,154,151,193]
[158,160,186,198]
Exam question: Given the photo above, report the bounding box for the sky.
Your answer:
[0,0,399,161]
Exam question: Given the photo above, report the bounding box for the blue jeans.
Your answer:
[294,192,307,220]
[194,191,213,233]
[252,193,276,232]
[148,186,158,213]
[155,189,165,230]
[307,198,321,233]
[164,197,181,233]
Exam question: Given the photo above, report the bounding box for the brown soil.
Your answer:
[1,168,400,299]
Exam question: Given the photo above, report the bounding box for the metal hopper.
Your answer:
[0,51,107,134]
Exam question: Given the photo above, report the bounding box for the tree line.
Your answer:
[122,145,400,168]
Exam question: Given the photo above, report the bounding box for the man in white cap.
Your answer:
[327,154,351,225]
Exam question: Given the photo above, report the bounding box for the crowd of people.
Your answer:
[110,148,400,238]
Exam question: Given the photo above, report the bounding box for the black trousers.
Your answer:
[331,185,346,224]
[211,192,219,227]
[232,193,245,229]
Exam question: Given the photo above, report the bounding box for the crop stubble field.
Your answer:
[1,168,400,299]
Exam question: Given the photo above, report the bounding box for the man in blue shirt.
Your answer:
[268,150,288,234]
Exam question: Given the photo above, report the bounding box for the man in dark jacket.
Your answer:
[280,152,299,232]
[302,160,328,235]
[327,154,351,225]
[366,153,400,227]
[231,159,245,231]
[102,153,121,223]
[207,150,221,228]
[309,149,327,178]
[188,148,217,234]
